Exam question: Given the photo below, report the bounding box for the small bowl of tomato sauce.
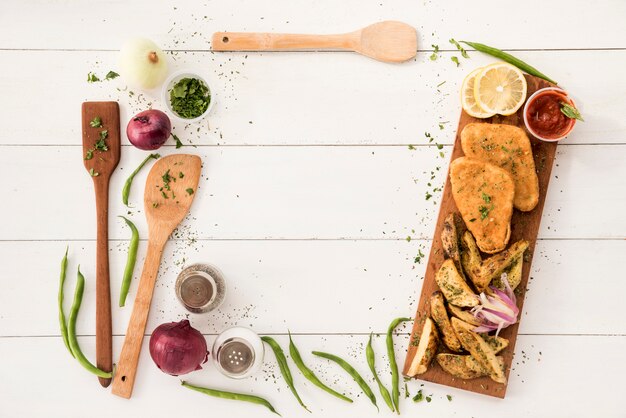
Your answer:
[523,87,576,141]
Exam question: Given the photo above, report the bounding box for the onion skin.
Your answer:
[118,37,168,89]
[149,320,208,376]
[127,109,172,150]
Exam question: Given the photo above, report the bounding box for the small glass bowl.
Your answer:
[161,69,215,124]
[175,263,226,314]
[523,87,576,142]
[212,327,264,379]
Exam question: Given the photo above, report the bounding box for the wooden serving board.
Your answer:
[402,75,556,398]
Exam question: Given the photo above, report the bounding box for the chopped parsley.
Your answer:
[104,71,119,80]
[479,205,490,220]
[426,395,432,403]
[446,394,453,401]
[162,169,174,191]
[451,56,460,67]
[87,71,118,83]
[87,72,100,83]
[425,191,433,200]
[161,190,169,199]
[152,202,159,208]
[482,192,491,203]
[89,116,102,128]
[425,132,433,143]
[408,144,416,150]
[84,150,93,160]
[449,38,469,58]
[186,188,194,195]
[413,390,423,403]
[406,236,411,242]
[172,133,183,149]
[89,168,99,177]
[414,248,425,263]
[169,77,211,119]
[429,45,439,61]
[436,143,443,150]
[178,171,185,179]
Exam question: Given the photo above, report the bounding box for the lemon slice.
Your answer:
[474,62,527,116]
[461,67,496,118]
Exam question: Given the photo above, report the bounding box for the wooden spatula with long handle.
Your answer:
[82,101,121,388]
[212,21,417,63]
[112,154,201,399]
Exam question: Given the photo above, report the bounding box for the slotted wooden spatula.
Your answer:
[112,154,202,399]
[212,21,417,63]
[81,101,121,388]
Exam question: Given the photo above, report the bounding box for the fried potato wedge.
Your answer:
[451,318,506,384]
[430,291,462,352]
[437,354,483,379]
[481,334,509,354]
[447,304,482,326]
[492,254,523,290]
[441,213,466,280]
[406,317,439,376]
[480,240,529,287]
[466,355,505,375]
[460,231,486,290]
[435,259,478,308]
[450,157,515,254]
[461,123,539,212]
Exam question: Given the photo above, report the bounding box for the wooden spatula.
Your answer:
[212,21,417,63]
[111,154,202,399]
[81,101,121,388]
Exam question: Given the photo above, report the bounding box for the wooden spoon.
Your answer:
[111,154,202,399]
[212,21,417,63]
[81,101,121,388]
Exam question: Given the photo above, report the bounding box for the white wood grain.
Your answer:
[1,145,624,241]
[0,49,624,146]
[1,0,625,50]
[1,239,624,337]
[0,334,624,417]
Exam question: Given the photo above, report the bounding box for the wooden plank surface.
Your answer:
[403,75,556,397]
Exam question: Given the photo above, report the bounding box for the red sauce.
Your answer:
[525,90,575,140]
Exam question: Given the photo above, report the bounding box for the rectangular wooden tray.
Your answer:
[402,75,557,398]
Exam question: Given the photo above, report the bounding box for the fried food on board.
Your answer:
[435,259,478,308]
[430,291,462,352]
[447,304,482,326]
[441,213,466,280]
[450,157,515,254]
[406,317,439,376]
[461,123,539,212]
[437,354,484,379]
[451,318,506,384]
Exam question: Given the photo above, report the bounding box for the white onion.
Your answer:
[118,38,168,90]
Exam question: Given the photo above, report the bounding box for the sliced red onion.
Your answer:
[471,273,519,337]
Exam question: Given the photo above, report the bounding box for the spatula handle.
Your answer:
[111,238,166,399]
[94,179,112,387]
[212,31,357,51]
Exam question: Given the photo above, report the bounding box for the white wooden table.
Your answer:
[1,1,625,417]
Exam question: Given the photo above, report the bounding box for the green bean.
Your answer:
[261,336,310,412]
[366,333,394,412]
[288,332,352,403]
[387,317,412,414]
[122,153,160,206]
[58,246,74,357]
[67,266,113,378]
[118,216,139,307]
[460,41,557,84]
[181,381,280,415]
[312,350,378,411]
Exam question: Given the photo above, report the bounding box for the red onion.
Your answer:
[127,109,171,150]
[471,273,520,336]
[149,320,208,376]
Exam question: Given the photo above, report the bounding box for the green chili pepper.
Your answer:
[58,246,74,357]
[288,332,352,403]
[181,381,280,415]
[460,41,557,84]
[312,350,378,411]
[67,266,113,378]
[366,333,395,412]
[387,317,412,414]
[261,336,310,412]
[122,153,160,206]
[118,216,139,307]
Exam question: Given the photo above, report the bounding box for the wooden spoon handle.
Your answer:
[111,238,166,399]
[94,179,112,387]
[212,31,357,51]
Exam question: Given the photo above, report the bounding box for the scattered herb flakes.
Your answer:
[87,72,100,83]
[429,44,439,61]
[414,248,425,263]
[560,102,584,121]
[446,394,453,401]
[479,205,490,220]
[439,151,445,158]
[449,38,469,58]
[405,383,410,398]
[408,144,416,150]
[436,80,447,88]
[406,236,411,242]
[469,218,476,222]
[169,77,210,119]
[425,132,433,143]
[161,190,169,199]
[172,133,183,148]
[152,202,159,208]
[89,168,99,177]
[186,188,194,196]
[413,389,424,403]
[451,56,460,67]
[162,169,173,191]
[104,71,119,80]
[481,192,491,203]
[99,130,108,141]
[178,171,185,179]
[436,143,444,150]
[425,191,433,200]
[426,395,432,403]
[89,116,102,128]
[84,150,94,160]
[439,123,445,130]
